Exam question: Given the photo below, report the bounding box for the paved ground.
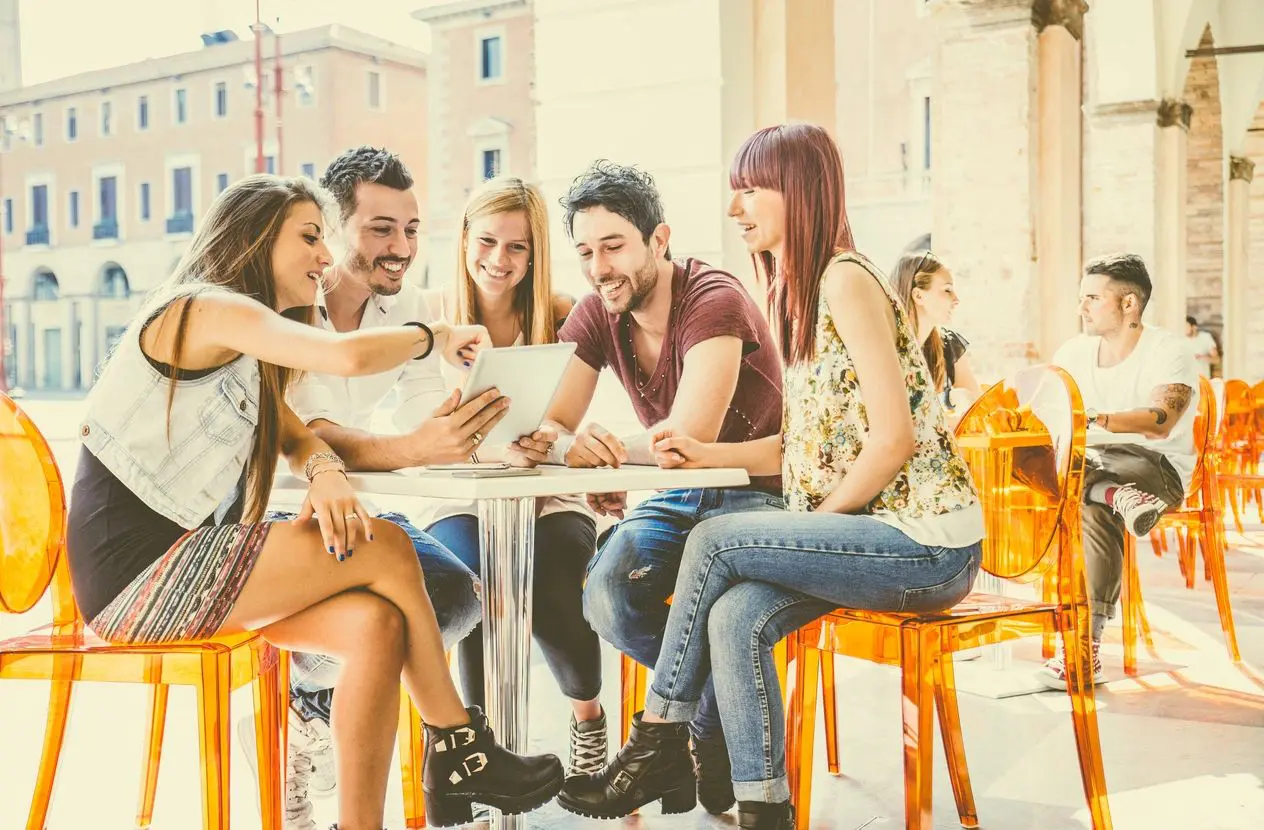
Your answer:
[2,397,1262,830]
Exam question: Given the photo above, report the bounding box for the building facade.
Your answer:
[0,22,428,391]
[412,0,536,292]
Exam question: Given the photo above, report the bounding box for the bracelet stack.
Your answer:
[304,450,347,482]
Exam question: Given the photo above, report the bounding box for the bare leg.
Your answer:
[221,519,468,729]
[258,591,404,830]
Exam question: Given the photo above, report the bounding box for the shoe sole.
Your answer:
[556,787,696,820]
[1127,508,1162,537]
[1037,670,1105,691]
[424,771,565,828]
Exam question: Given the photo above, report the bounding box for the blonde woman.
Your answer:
[419,176,608,777]
[891,250,981,410]
[65,175,565,829]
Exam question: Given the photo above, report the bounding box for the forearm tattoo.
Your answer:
[1148,383,1192,426]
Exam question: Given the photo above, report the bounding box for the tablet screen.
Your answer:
[457,342,578,447]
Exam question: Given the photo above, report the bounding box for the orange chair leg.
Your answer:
[1120,536,1138,676]
[786,633,819,830]
[935,639,978,828]
[253,653,283,830]
[25,657,78,830]
[620,654,647,746]
[135,674,169,828]
[397,694,426,828]
[195,652,232,830]
[820,650,839,776]
[899,625,936,830]
[1060,614,1114,830]
[1201,525,1242,663]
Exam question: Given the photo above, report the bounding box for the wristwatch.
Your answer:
[1086,408,1100,426]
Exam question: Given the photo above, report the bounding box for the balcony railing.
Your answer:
[25,225,50,245]
[93,218,119,240]
[165,212,194,234]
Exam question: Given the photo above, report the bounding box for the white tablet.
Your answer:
[457,342,578,447]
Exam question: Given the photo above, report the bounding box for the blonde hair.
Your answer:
[454,176,556,345]
[892,250,948,392]
[141,174,331,522]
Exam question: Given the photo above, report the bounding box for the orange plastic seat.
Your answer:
[790,366,1112,830]
[1216,379,1262,531]
[0,392,285,830]
[1125,376,1240,671]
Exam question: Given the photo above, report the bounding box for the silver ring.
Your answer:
[472,431,484,444]
[344,513,358,520]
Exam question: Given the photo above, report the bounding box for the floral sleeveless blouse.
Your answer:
[781,252,980,536]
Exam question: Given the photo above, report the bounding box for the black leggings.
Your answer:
[427,510,602,704]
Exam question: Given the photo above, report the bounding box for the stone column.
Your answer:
[1222,154,1253,378]
[1034,0,1087,361]
[752,0,836,130]
[1153,98,1192,334]
[931,0,1086,379]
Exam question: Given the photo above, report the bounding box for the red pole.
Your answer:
[274,25,283,175]
[253,0,265,173]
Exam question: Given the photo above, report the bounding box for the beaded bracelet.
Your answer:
[403,321,436,361]
[304,450,346,482]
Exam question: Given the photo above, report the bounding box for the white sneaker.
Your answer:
[237,705,334,830]
[1037,641,1104,691]
[1110,484,1168,537]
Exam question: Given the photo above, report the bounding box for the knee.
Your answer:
[349,595,407,663]
[374,521,425,579]
[707,592,756,660]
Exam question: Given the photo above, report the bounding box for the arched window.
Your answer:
[32,270,59,302]
[101,264,130,299]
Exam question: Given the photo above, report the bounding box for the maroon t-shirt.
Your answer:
[558,257,783,492]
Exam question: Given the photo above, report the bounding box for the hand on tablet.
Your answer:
[412,388,509,463]
[506,424,558,468]
[566,422,628,468]
[433,323,491,370]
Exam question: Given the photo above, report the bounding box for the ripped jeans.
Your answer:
[581,487,785,740]
[266,510,482,725]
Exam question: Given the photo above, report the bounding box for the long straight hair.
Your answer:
[140,174,331,522]
[729,123,855,365]
[892,250,948,391]
[453,176,556,345]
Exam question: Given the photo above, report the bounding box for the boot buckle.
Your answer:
[448,751,489,784]
[436,726,477,752]
[611,769,635,794]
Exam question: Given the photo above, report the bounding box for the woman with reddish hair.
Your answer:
[558,123,984,829]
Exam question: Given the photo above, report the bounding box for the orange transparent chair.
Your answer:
[0,393,284,830]
[1216,379,1261,532]
[1123,376,1240,671]
[789,366,1112,830]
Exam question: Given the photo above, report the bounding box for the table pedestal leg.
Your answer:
[478,496,537,830]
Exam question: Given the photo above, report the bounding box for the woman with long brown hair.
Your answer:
[66,174,564,829]
[558,124,983,829]
[891,249,981,410]
[419,175,607,777]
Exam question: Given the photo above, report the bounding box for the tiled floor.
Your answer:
[2,399,1262,829]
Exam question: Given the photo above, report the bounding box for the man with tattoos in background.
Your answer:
[1040,253,1198,687]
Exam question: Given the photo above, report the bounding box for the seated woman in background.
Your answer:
[892,250,981,412]
[65,174,564,830]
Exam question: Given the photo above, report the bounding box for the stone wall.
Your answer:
[1184,26,1225,337]
[1246,102,1264,380]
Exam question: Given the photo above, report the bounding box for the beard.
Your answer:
[597,253,659,314]
[348,248,411,296]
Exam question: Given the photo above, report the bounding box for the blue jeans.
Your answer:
[266,511,482,724]
[642,511,982,802]
[429,511,601,705]
[581,487,785,740]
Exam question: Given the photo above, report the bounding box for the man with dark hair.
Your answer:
[241,146,501,830]
[509,160,784,815]
[1041,252,1198,688]
[1184,314,1219,377]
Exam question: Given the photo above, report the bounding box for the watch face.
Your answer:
[1087,409,1098,423]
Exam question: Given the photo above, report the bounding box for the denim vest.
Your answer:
[79,315,261,530]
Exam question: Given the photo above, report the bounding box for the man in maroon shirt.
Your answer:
[511,160,783,815]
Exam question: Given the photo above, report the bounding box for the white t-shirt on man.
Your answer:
[1185,330,1218,377]
[1052,326,1200,492]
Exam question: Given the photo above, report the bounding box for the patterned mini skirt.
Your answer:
[88,523,271,645]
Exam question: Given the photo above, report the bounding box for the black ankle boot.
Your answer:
[422,706,564,827]
[691,730,736,813]
[557,711,697,819]
[738,800,794,829]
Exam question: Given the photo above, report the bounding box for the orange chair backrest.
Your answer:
[954,365,1086,586]
[0,393,69,618]
[1220,379,1255,457]
[1184,376,1217,502]
[1252,380,1264,436]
